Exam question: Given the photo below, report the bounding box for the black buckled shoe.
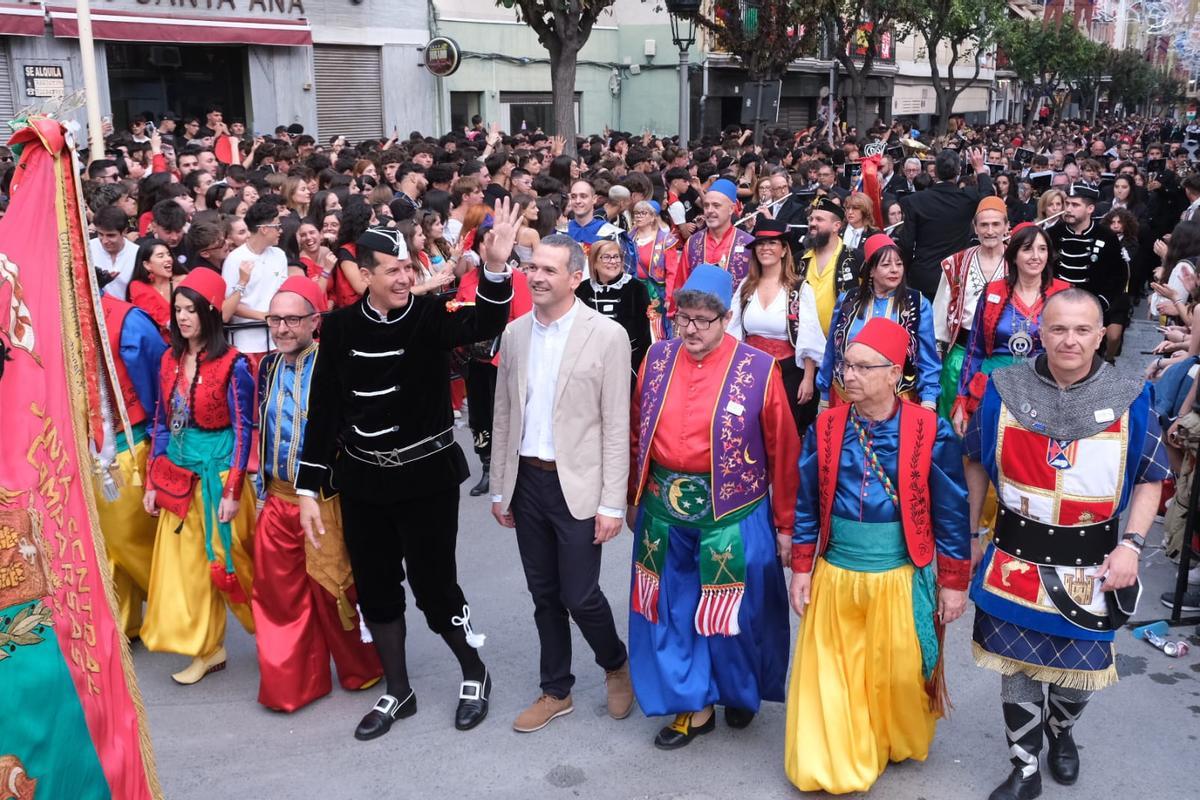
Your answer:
[653,711,716,750]
[988,768,1042,800]
[354,690,417,741]
[455,670,491,731]
[723,706,755,729]
[1047,729,1079,785]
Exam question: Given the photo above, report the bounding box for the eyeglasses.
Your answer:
[265,313,318,328]
[260,222,283,230]
[597,253,623,262]
[674,312,722,331]
[842,361,894,375]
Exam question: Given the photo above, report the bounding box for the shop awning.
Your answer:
[47,6,312,47]
[0,3,47,37]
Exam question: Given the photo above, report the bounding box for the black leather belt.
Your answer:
[345,428,455,468]
[1036,565,1141,632]
[519,456,557,472]
[992,504,1117,568]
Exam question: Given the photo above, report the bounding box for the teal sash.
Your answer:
[166,427,236,574]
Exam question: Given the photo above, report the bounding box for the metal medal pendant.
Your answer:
[1009,329,1034,358]
[169,395,188,435]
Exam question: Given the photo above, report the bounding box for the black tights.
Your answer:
[367,617,486,700]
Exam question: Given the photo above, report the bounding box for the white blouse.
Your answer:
[729,279,827,367]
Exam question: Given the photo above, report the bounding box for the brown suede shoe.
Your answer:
[605,662,635,719]
[513,693,574,733]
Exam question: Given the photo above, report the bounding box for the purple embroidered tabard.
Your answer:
[685,228,754,284]
[634,338,774,520]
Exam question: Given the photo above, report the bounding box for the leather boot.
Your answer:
[988,701,1043,800]
[1045,688,1089,785]
[469,464,490,497]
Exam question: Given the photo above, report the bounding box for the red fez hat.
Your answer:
[863,233,897,265]
[276,275,326,313]
[1010,221,1037,237]
[177,267,226,311]
[850,317,909,366]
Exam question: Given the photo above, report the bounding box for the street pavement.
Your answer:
[136,317,1200,800]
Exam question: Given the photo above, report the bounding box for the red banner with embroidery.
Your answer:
[0,117,160,799]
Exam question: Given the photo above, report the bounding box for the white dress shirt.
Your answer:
[728,279,826,366]
[92,237,139,300]
[505,299,622,518]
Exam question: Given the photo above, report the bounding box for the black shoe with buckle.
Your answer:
[653,711,716,750]
[455,670,491,730]
[354,690,417,741]
[723,706,755,729]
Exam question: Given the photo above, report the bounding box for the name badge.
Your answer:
[987,293,1002,303]
[734,245,745,253]
[726,401,745,416]
[1094,408,1115,423]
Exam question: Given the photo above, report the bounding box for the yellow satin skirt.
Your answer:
[784,559,937,795]
[93,440,157,639]
[141,475,256,658]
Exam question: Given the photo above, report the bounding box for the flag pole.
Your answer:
[75,0,105,161]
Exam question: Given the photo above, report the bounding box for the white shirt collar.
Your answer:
[533,298,580,333]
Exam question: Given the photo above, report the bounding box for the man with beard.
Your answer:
[932,197,1010,419]
[799,197,858,336]
[252,278,383,712]
[679,178,754,289]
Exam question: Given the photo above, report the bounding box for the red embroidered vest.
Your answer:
[158,347,241,430]
[101,294,148,426]
[815,401,937,567]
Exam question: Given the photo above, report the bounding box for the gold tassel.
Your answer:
[131,467,143,488]
[925,620,953,718]
[971,642,1119,691]
[335,586,355,632]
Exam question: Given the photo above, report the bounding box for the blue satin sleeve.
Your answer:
[915,295,942,403]
[929,417,971,562]
[150,355,170,460]
[792,429,820,547]
[816,302,842,400]
[120,307,167,415]
[958,298,990,397]
[227,355,256,475]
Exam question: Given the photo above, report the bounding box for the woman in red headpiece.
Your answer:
[140,267,257,685]
[952,223,1070,437]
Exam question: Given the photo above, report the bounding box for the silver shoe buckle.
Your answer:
[459,681,483,701]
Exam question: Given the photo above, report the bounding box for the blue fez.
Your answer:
[707,178,738,204]
[679,263,733,311]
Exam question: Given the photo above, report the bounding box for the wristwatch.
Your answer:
[1121,532,1146,551]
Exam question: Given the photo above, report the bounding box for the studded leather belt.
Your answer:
[345,428,455,468]
[992,504,1118,568]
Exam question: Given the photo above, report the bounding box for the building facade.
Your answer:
[0,0,437,141]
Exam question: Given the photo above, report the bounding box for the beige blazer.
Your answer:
[490,303,631,520]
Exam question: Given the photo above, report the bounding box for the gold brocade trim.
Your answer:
[54,140,164,799]
[971,641,1118,691]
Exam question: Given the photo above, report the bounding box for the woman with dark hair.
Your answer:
[952,223,1070,436]
[285,219,336,293]
[1103,207,1140,358]
[1150,219,1200,323]
[307,189,341,226]
[548,154,575,187]
[330,197,374,308]
[136,171,175,236]
[729,218,826,435]
[816,233,940,408]
[419,209,454,268]
[141,267,256,685]
[205,181,235,214]
[127,238,187,338]
[533,195,563,238]
[184,169,215,212]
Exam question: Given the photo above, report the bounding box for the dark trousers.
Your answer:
[512,463,627,698]
[779,358,819,440]
[466,360,497,458]
[340,486,468,631]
